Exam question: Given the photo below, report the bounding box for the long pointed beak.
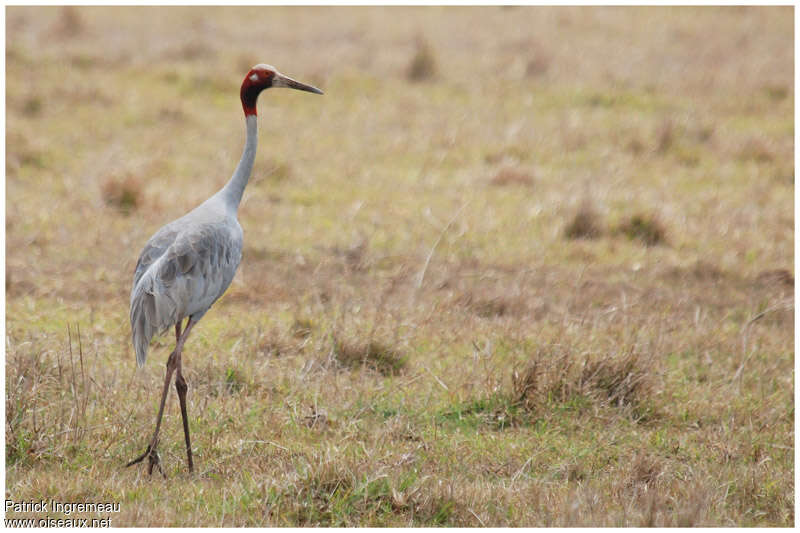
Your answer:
[274,73,324,95]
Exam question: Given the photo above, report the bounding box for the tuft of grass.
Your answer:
[489,167,535,187]
[22,96,43,117]
[693,124,715,144]
[564,199,603,240]
[457,290,527,318]
[525,54,550,77]
[663,260,726,283]
[582,347,653,409]
[101,174,143,214]
[407,37,438,82]
[224,367,246,394]
[50,6,84,38]
[737,136,775,163]
[291,458,356,525]
[251,326,299,358]
[333,337,407,376]
[627,136,646,155]
[511,351,577,413]
[470,297,517,318]
[655,118,674,153]
[762,83,788,102]
[755,268,794,288]
[616,212,667,246]
[291,317,314,339]
[628,452,663,488]
[512,344,656,416]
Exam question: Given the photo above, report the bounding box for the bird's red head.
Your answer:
[240,64,323,116]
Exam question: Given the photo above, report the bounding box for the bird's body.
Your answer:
[126,64,322,476]
[129,198,243,366]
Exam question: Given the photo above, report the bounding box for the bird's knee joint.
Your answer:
[175,374,188,393]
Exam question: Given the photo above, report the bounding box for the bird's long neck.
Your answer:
[220,113,258,212]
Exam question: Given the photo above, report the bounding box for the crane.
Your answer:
[126,64,322,476]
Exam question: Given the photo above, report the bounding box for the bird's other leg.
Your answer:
[126,348,179,478]
[174,318,197,473]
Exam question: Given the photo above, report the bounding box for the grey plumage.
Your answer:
[130,202,243,367]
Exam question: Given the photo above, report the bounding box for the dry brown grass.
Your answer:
[101,173,143,214]
[6,5,793,527]
[737,136,777,163]
[655,118,675,153]
[488,167,535,188]
[332,337,407,376]
[511,343,656,418]
[525,54,550,78]
[50,6,84,38]
[564,198,603,239]
[407,36,438,82]
[616,211,668,247]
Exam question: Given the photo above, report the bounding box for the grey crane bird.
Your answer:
[127,64,322,476]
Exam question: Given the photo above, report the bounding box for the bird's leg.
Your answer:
[127,348,178,478]
[174,366,193,472]
[174,318,197,473]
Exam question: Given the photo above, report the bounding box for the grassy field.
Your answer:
[5,6,794,526]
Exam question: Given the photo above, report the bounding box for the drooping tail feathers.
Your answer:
[130,265,182,367]
[130,286,159,368]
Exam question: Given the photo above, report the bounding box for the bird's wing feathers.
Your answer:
[130,217,242,367]
[132,226,180,291]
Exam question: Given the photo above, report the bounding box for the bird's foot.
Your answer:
[126,444,166,478]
